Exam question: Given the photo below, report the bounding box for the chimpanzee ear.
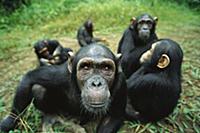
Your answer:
[115,53,122,72]
[115,53,122,62]
[154,17,158,24]
[130,17,136,24]
[157,54,170,69]
[67,51,74,73]
[130,17,136,29]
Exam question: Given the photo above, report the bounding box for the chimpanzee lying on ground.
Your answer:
[126,39,183,122]
[34,39,72,66]
[118,13,158,78]
[77,20,106,47]
[0,43,127,133]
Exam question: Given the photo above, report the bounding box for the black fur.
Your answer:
[126,39,183,122]
[118,13,158,78]
[34,39,72,66]
[0,43,127,133]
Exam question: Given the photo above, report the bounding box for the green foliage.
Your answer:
[0,0,82,28]
[0,0,199,60]
[0,0,200,132]
[0,98,5,113]
[163,0,200,11]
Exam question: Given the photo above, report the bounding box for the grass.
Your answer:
[0,0,200,132]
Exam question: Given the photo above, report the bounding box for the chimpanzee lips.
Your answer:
[81,93,111,115]
[89,102,107,108]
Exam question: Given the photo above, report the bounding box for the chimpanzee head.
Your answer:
[131,13,158,42]
[140,39,183,73]
[84,19,93,32]
[68,43,121,115]
[34,40,51,59]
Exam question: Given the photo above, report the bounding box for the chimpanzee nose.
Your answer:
[88,75,105,89]
[92,80,102,87]
[142,27,148,30]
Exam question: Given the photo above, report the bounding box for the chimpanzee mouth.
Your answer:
[89,102,107,108]
[81,98,111,115]
[142,35,149,41]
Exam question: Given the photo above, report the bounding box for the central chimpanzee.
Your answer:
[34,39,72,66]
[118,13,158,78]
[77,20,106,47]
[126,39,183,122]
[0,43,127,133]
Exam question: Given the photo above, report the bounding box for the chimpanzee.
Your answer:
[126,39,183,122]
[118,13,158,78]
[34,39,72,66]
[0,43,127,133]
[77,20,106,47]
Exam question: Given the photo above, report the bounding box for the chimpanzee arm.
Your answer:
[122,46,150,78]
[40,58,52,66]
[97,72,127,133]
[0,75,33,132]
[92,37,102,42]
[121,52,140,78]
[126,66,146,83]
[127,66,167,92]
[118,29,135,54]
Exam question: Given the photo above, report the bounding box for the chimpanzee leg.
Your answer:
[0,78,33,132]
[96,116,123,133]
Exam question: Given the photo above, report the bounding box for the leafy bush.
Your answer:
[0,0,31,14]
[162,0,200,11]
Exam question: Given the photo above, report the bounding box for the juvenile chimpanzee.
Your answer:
[77,20,106,47]
[118,13,158,78]
[126,39,183,122]
[0,43,127,133]
[34,39,72,66]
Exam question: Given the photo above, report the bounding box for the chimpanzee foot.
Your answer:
[42,114,64,132]
[0,115,19,132]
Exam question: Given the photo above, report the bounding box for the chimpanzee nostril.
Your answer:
[97,82,102,87]
[92,81,102,87]
[87,75,106,89]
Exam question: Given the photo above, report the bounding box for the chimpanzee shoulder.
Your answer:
[26,63,70,88]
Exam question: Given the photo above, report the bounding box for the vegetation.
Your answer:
[0,0,200,132]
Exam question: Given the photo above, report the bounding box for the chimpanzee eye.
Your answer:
[104,65,111,71]
[146,20,153,24]
[101,64,113,72]
[80,62,91,70]
[138,21,143,25]
[146,21,153,28]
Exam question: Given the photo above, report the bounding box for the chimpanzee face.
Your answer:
[133,14,158,42]
[77,57,116,114]
[137,16,154,41]
[140,42,157,63]
[34,40,52,59]
[39,47,50,58]
[140,41,170,69]
[68,44,119,115]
